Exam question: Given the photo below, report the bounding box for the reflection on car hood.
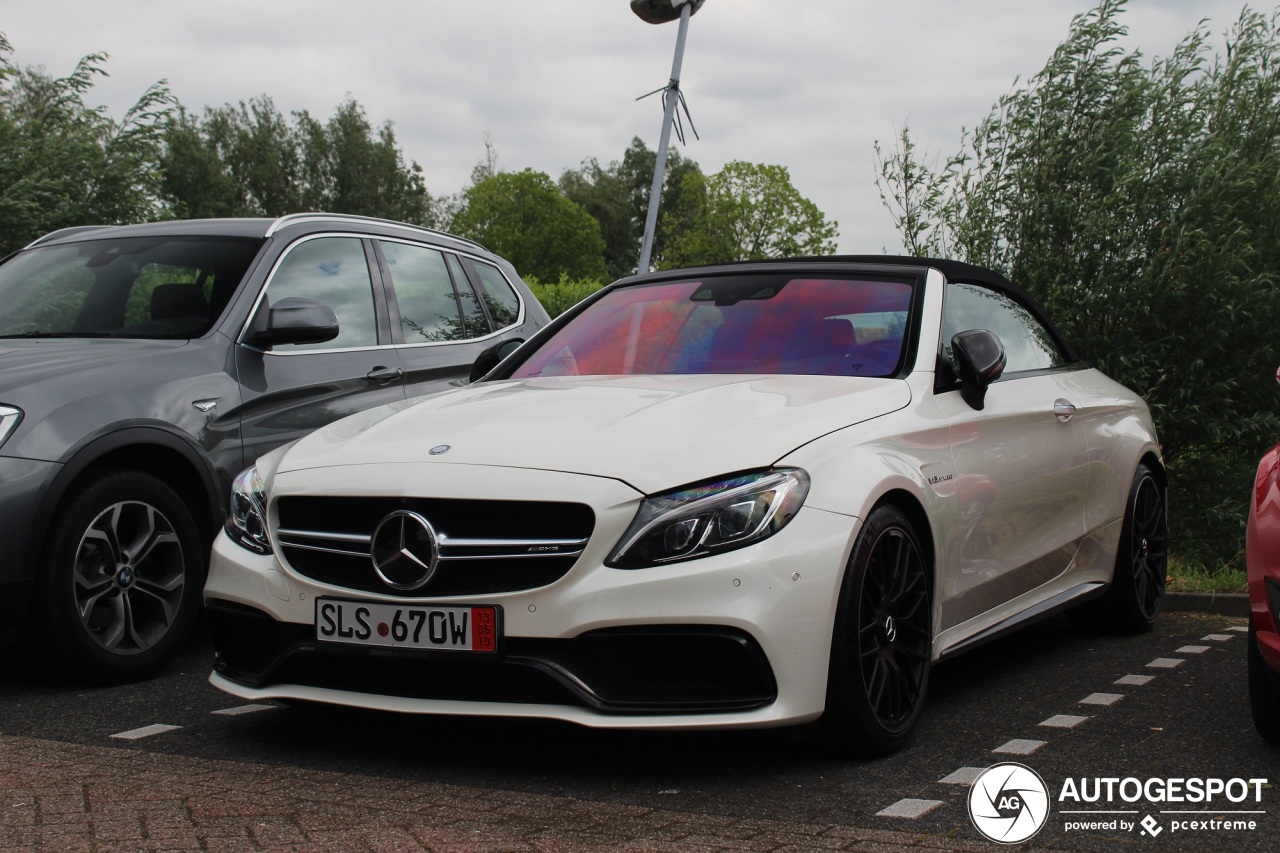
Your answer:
[281,374,911,493]
[0,338,190,397]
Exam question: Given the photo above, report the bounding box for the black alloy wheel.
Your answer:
[1080,462,1167,634]
[1125,468,1167,622]
[30,469,204,683]
[824,504,932,757]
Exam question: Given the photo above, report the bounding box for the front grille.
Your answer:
[275,497,595,597]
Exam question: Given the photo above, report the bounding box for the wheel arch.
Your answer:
[866,488,938,606]
[29,427,221,576]
[1139,450,1167,488]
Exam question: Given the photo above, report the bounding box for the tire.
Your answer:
[822,505,932,757]
[1075,462,1167,634]
[1248,622,1280,745]
[30,469,204,684]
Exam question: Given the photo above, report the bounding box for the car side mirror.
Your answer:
[952,329,1006,411]
[469,338,525,383]
[249,298,339,348]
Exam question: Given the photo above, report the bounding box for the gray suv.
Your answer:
[0,213,550,682]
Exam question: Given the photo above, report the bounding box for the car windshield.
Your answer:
[511,274,915,379]
[0,235,264,339]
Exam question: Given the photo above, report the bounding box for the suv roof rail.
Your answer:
[23,225,116,249]
[266,212,487,251]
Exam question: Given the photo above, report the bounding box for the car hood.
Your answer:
[0,337,191,398]
[280,374,911,494]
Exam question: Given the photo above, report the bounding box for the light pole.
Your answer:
[632,0,704,274]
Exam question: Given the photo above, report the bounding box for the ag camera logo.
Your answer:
[968,763,1051,844]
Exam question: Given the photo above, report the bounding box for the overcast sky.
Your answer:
[2,0,1263,256]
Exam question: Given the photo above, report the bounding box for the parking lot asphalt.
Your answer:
[0,597,1259,852]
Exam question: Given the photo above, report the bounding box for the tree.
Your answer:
[159,96,431,226]
[560,137,702,279]
[658,160,838,268]
[451,168,607,281]
[0,34,174,254]
[875,0,1280,565]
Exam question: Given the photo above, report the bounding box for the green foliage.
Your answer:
[524,274,605,318]
[559,137,702,279]
[159,96,431,225]
[659,160,838,268]
[451,169,607,282]
[876,0,1280,565]
[0,34,174,254]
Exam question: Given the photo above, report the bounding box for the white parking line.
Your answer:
[1146,658,1184,669]
[1040,714,1091,728]
[994,739,1046,755]
[939,767,985,785]
[1079,693,1124,706]
[1202,634,1234,642]
[1176,645,1210,654]
[1116,674,1154,686]
[877,798,946,818]
[110,724,181,740]
[211,704,277,716]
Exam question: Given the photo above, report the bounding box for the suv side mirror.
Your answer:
[469,338,525,383]
[249,298,339,348]
[952,329,1006,411]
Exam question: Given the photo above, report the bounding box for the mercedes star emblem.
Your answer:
[370,510,439,590]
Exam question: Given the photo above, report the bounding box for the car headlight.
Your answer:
[607,468,810,569]
[0,405,22,450]
[225,464,271,554]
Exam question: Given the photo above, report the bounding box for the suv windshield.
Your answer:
[511,274,915,379]
[0,236,264,339]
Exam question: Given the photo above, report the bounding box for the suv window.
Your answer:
[449,254,492,338]
[261,237,377,350]
[0,237,262,339]
[941,282,1067,375]
[380,242,465,343]
[468,261,522,330]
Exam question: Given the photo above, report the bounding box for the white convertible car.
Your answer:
[205,257,1165,756]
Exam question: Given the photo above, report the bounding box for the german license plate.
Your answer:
[316,599,498,653]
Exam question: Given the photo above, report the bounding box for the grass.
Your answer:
[1167,556,1247,594]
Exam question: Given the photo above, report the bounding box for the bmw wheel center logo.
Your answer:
[968,762,1051,844]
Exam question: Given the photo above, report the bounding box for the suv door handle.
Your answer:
[366,366,404,385]
[1053,399,1077,422]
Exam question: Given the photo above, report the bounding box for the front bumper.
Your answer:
[204,462,858,729]
[0,456,62,644]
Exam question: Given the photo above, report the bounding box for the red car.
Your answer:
[1247,413,1280,743]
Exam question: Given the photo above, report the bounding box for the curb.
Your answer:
[1162,591,1250,618]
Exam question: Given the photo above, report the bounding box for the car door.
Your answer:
[933,280,1091,629]
[375,240,525,400]
[233,234,408,468]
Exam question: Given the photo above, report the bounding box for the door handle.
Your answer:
[1053,399,1076,422]
[366,366,404,385]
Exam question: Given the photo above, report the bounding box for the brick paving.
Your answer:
[0,735,1013,852]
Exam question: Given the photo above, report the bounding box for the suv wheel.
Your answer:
[33,469,203,683]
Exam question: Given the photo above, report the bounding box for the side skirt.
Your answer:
[936,581,1106,662]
